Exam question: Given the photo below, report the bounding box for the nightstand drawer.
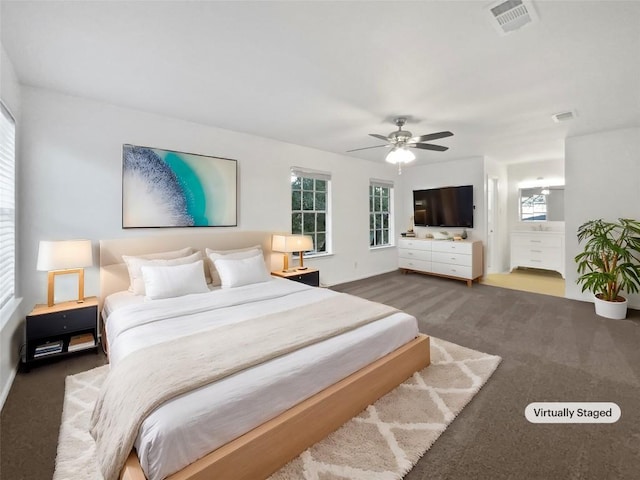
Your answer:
[271,268,320,287]
[27,306,97,339]
[289,270,320,287]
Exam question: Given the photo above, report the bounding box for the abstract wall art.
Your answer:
[122,144,237,228]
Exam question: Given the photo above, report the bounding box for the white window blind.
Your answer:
[0,101,16,310]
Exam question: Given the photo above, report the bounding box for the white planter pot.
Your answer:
[593,294,628,320]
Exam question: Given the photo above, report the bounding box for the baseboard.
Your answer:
[0,362,17,412]
[0,296,24,412]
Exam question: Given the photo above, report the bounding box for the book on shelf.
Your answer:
[35,340,62,351]
[34,340,63,357]
[68,333,95,352]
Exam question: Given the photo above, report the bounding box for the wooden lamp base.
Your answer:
[47,268,85,307]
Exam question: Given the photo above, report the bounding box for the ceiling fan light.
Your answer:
[386,147,416,164]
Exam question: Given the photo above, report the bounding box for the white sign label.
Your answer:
[525,402,620,423]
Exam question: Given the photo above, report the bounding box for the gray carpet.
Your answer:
[2,271,639,480]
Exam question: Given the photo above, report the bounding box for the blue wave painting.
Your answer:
[122,145,237,227]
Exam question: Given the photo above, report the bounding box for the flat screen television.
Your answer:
[413,185,474,228]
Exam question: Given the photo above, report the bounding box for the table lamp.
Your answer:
[271,234,314,272]
[36,239,93,307]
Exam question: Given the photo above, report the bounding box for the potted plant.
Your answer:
[575,218,640,319]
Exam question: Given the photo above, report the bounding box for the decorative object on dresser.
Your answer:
[271,267,320,287]
[122,144,237,228]
[23,297,98,371]
[271,234,314,271]
[398,237,483,287]
[575,218,640,320]
[36,239,93,307]
[510,231,565,278]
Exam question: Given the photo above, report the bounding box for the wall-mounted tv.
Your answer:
[413,185,474,228]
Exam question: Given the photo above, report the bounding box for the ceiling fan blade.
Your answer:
[346,144,389,152]
[369,134,390,141]
[411,143,449,152]
[410,131,454,143]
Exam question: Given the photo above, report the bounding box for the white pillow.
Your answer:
[141,260,209,300]
[213,252,271,288]
[205,246,262,286]
[124,251,204,295]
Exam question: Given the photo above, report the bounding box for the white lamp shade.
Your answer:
[386,147,416,164]
[36,239,93,271]
[272,234,314,253]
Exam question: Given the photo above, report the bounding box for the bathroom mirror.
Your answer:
[519,186,564,221]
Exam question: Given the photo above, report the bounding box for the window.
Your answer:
[370,179,393,247]
[291,168,330,255]
[519,186,565,222]
[0,102,16,310]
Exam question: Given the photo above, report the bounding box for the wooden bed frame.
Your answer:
[99,231,431,480]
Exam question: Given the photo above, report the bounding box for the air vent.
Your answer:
[487,0,538,35]
[552,111,576,123]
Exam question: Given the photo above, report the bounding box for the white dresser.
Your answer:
[510,231,565,278]
[398,238,483,287]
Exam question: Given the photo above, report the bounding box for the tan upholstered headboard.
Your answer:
[99,231,278,305]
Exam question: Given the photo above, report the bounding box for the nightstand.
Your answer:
[24,296,99,370]
[271,268,320,287]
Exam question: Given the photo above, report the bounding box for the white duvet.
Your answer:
[104,277,419,480]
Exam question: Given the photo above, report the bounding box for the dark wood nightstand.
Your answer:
[24,296,99,370]
[271,268,320,287]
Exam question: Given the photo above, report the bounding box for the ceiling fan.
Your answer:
[347,117,453,173]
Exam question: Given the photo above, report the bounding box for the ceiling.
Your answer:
[2,1,639,166]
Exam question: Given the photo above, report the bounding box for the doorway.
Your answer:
[486,176,499,273]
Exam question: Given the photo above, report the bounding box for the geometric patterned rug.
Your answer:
[53,337,501,480]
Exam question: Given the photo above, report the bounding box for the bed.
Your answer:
[97,231,430,480]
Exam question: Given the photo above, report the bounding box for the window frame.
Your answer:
[369,179,394,248]
[0,100,16,311]
[290,168,331,257]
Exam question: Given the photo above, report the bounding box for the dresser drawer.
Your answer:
[431,251,472,267]
[398,238,432,251]
[511,246,562,269]
[511,234,562,248]
[431,241,473,254]
[398,248,431,262]
[26,306,97,339]
[399,257,431,272]
[431,262,473,279]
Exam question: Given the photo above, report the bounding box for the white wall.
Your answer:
[398,156,487,268]
[0,44,22,410]
[565,127,640,309]
[18,87,404,312]
[506,159,565,234]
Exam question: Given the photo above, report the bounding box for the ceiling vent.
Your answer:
[487,0,538,35]
[552,111,576,123]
